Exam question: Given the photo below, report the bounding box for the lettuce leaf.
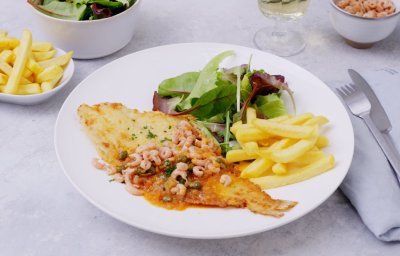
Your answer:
[190,84,236,119]
[32,1,89,20]
[240,73,251,103]
[158,72,199,97]
[255,93,287,118]
[173,84,236,120]
[116,0,136,7]
[88,0,124,9]
[178,51,234,110]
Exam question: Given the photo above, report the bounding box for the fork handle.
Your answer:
[361,113,400,181]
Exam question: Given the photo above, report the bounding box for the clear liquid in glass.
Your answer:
[258,0,310,20]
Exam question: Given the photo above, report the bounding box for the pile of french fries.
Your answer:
[0,30,73,95]
[227,107,335,189]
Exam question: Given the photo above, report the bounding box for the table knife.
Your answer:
[348,69,400,182]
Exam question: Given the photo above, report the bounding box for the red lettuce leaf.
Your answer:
[240,71,293,120]
[91,3,112,19]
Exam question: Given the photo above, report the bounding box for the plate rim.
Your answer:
[54,42,355,239]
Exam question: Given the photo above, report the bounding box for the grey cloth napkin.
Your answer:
[328,68,400,242]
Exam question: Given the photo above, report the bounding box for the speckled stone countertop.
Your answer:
[1,0,400,255]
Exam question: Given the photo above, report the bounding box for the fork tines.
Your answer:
[336,84,357,97]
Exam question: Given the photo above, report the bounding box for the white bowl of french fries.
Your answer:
[0,30,74,105]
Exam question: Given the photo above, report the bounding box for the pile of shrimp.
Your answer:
[336,0,396,18]
[92,120,231,197]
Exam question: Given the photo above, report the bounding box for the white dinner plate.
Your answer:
[54,43,354,239]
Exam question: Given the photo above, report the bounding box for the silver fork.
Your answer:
[337,84,400,181]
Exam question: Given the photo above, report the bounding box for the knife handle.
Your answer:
[361,113,400,182]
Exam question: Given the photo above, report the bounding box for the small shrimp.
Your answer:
[107,166,118,175]
[136,143,156,153]
[363,10,377,17]
[172,133,180,144]
[194,139,202,147]
[172,148,181,157]
[124,169,144,196]
[159,147,172,159]
[386,5,395,14]
[209,167,221,174]
[128,153,142,167]
[188,146,201,159]
[220,174,232,187]
[337,0,349,8]
[133,175,140,184]
[177,120,191,130]
[142,151,151,161]
[152,156,162,166]
[184,130,193,137]
[112,173,124,183]
[148,150,162,165]
[377,11,388,17]
[193,166,204,177]
[171,169,188,181]
[126,184,144,196]
[176,162,188,171]
[184,135,195,147]
[192,158,208,167]
[170,184,187,196]
[92,158,106,170]
[140,159,152,170]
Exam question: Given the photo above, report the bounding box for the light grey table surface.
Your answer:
[1,0,400,255]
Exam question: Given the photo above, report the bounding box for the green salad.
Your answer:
[28,0,136,20]
[153,51,295,155]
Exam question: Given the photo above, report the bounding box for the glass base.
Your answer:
[254,26,306,57]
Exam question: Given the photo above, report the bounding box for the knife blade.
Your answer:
[348,69,392,133]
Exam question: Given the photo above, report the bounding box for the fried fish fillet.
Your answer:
[184,170,296,217]
[78,103,297,217]
[78,103,183,167]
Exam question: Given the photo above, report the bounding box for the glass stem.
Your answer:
[271,18,288,38]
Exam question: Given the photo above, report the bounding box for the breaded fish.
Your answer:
[78,103,183,167]
[78,103,296,217]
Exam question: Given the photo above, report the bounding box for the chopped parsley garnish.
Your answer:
[160,137,171,143]
[168,125,172,129]
[143,125,148,129]
[131,133,137,140]
[147,130,157,139]
[164,160,175,177]
[116,164,127,172]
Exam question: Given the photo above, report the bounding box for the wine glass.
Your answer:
[254,0,311,57]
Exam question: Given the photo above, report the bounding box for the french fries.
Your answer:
[230,107,335,189]
[4,30,32,94]
[241,157,273,178]
[253,119,314,139]
[0,30,73,96]
[251,155,335,189]
[38,51,73,68]
[33,50,56,62]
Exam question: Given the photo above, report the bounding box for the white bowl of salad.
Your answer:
[28,0,142,59]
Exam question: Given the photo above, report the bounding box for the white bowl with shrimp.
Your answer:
[330,0,400,48]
